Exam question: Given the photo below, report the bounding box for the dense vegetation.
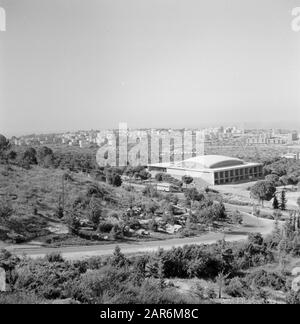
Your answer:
[0,134,231,244]
[1,219,300,304]
[1,135,300,304]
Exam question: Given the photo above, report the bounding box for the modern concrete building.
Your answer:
[282,152,300,160]
[148,155,263,186]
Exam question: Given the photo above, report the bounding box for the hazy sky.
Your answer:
[0,0,299,136]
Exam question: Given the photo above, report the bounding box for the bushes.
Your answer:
[2,214,49,242]
[45,252,65,263]
[72,265,132,303]
[248,233,264,246]
[195,202,227,224]
[235,242,274,269]
[155,173,182,188]
[106,171,122,187]
[14,259,82,300]
[86,183,114,202]
[73,268,199,304]
[225,270,286,299]
[245,269,286,291]
[253,206,261,217]
[0,237,297,304]
[263,158,300,183]
[98,221,114,233]
[157,245,226,279]
[206,287,217,299]
[0,292,45,304]
[184,188,205,203]
[224,277,250,297]
[231,210,243,224]
[286,291,300,304]
[142,185,160,198]
[136,279,198,304]
[78,230,102,241]
[0,199,13,221]
[85,256,103,270]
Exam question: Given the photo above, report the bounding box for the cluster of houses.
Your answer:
[11,127,299,150]
[11,130,99,148]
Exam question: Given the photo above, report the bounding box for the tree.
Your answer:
[280,176,290,187]
[106,171,122,187]
[21,147,37,165]
[155,173,164,182]
[88,196,102,229]
[0,199,13,221]
[273,210,282,221]
[265,174,279,186]
[248,232,264,246]
[65,207,81,234]
[142,185,159,198]
[148,219,158,232]
[272,195,279,210]
[134,168,150,180]
[231,210,243,224]
[0,135,9,153]
[55,196,64,219]
[297,197,300,209]
[5,150,17,161]
[109,224,120,240]
[110,246,128,268]
[182,176,193,188]
[37,146,54,167]
[184,188,204,205]
[250,180,276,207]
[280,190,287,211]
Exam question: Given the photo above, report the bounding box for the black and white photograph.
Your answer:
[0,0,300,310]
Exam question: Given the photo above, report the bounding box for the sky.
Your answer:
[0,0,299,137]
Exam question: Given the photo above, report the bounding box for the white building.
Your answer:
[148,155,263,186]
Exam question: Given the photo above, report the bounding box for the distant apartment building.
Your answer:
[246,134,290,145]
[282,152,300,160]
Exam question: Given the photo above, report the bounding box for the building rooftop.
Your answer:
[175,155,244,169]
[149,155,262,172]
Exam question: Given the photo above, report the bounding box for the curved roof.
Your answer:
[175,155,244,169]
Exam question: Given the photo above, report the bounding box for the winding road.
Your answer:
[3,209,276,260]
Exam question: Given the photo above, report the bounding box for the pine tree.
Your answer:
[297,213,300,230]
[111,245,127,268]
[88,196,102,229]
[272,195,279,209]
[158,257,166,290]
[271,219,282,244]
[280,190,287,211]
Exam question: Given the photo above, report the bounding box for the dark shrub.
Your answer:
[224,277,250,297]
[98,222,114,233]
[245,269,286,290]
[45,252,65,263]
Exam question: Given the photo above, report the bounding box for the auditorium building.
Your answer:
[148,155,263,186]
